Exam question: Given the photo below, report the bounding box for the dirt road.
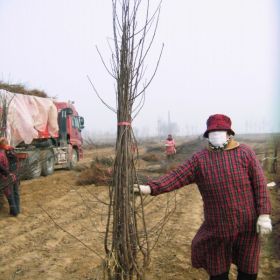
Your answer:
[0,146,279,280]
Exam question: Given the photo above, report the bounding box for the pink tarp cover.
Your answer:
[0,90,58,146]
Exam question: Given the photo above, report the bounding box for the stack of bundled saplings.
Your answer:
[96,1,164,279]
[0,81,47,98]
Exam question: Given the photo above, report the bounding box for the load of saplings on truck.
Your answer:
[0,82,84,179]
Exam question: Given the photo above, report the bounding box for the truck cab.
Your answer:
[55,101,84,167]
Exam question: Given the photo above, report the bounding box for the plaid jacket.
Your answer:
[149,143,271,237]
[0,150,11,197]
[0,150,9,177]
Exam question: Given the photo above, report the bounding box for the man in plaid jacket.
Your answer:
[136,114,272,280]
[0,137,19,216]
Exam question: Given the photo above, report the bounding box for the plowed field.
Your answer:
[0,140,279,280]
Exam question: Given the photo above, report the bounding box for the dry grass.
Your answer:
[76,157,113,186]
[141,153,161,162]
[0,81,48,98]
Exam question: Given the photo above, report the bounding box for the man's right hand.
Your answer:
[256,214,272,235]
[133,184,151,195]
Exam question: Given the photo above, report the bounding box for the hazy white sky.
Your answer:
[0,0,279,137]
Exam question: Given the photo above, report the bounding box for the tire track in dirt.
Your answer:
[145,184,208,280]
[0,167,107,280]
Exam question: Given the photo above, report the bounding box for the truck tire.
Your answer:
[69,148,78,170]
[29,159,42,179]
[41,150,55,176]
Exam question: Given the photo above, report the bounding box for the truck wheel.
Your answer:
[41,150,55,176]
[30,160,42,179]
[69,149,78,170]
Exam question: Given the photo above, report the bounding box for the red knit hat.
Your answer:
[203,114,235,138]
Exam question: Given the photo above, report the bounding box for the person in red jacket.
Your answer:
[165,134,176,160]
[0,137,19,216]
[135,114,272,280]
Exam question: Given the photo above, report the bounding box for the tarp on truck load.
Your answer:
[0,90,59,146]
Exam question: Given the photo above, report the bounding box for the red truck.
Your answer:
[0,91,84,179]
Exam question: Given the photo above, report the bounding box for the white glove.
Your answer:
[133,184,151,195]
[267,182,276,189]
[256,214,272,235]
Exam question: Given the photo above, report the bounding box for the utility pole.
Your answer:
[168,110,171,134]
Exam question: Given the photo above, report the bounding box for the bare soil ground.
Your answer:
[0,138,279,280]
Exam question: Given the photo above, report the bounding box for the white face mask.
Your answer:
[208,131,229,148]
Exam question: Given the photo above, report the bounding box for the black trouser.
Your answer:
[5,182,20,216]
[210,272,229,280]
[0,190,4,209]
[12,181,20,213]
[237,270,257,280]
[210,270,257,280]
[7,197,17,215]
